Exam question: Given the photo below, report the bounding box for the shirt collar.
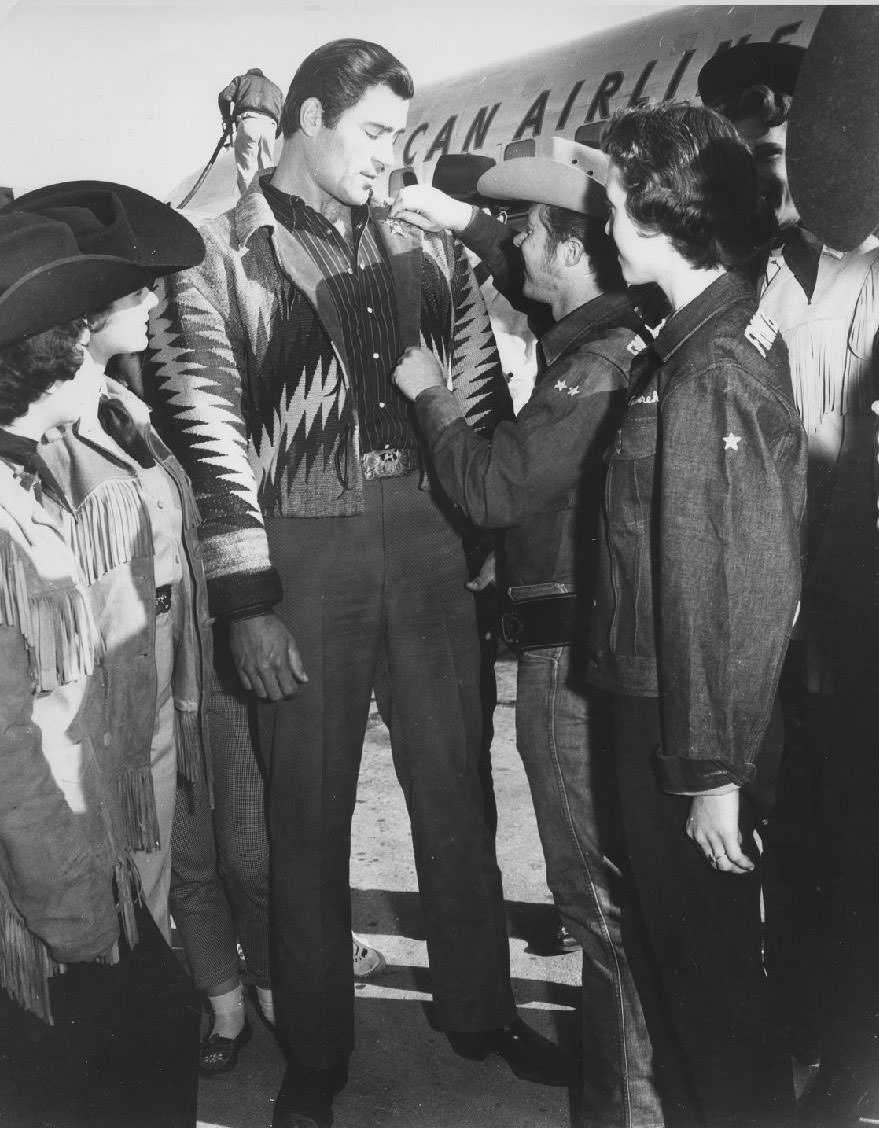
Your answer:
[540,292,639,368]
[651,271,754,364]
[238,172,371,243]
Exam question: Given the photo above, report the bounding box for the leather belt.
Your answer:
[500,593,578,651]
[361,448,419,480]
[155,584,173,614]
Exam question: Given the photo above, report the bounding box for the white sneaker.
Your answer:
[352,934,387,979]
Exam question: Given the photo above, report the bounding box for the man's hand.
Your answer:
[389,184,474,234]
[685,790,754,874]
[230,612,308,700]
[465,550,496,592]
[393,346,446,400]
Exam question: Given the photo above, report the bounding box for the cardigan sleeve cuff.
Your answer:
[207,567,283,620]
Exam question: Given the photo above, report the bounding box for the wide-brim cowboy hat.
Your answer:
[787,6,879,251]
[476,137,609,220]
[697,42,805,108]
[4,180,204,275]
[0,212,152,349]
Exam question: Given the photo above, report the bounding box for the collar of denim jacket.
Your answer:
[651,271,755,363]
[540,290,639,369]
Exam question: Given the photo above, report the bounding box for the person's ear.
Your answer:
[299,97,324,137]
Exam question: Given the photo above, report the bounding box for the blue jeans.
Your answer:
[516,645,662,1128]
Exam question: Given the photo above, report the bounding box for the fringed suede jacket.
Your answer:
[0,381,212,1023]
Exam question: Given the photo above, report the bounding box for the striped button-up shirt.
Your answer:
[263,183,416,455]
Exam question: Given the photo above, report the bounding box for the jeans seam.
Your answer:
[545,656,634,1128]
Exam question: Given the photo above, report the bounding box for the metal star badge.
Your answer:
[723,433,742,451]
[554,379,568,392]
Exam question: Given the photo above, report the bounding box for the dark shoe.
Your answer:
[199,1018,253,1076]
[271,1061,348,1128]
[447,1017,572,1086]
[551,922,581,954]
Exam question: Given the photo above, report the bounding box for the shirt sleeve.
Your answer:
[144,244,282,618]
[417,345,625,528]
[656,362,803,793]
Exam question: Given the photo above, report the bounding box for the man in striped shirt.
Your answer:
[147,37,565,1128]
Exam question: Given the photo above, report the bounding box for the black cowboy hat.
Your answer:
[432,154,498,206]
[787,6,879,251]
[4,180,204,276]
[697,42,806,108]
[0,212,151,349]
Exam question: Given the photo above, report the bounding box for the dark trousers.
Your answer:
[764,603,879,1074]
[0,903,200,1128]
[612,695,795,1128]
[259,475,516,1070]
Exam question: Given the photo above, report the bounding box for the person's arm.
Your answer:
[390,185,533,310]
[0,623,118,963]
[144,239,307,699]
[218,79,236,127]
[395,342,626,528]
[657,362,804,797]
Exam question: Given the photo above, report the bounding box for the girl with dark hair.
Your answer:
[0,212,200,1128]
[587,102,807,1128]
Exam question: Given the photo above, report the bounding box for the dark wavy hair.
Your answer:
[712,83,793,130]
[602,102,774,270]
[0,319,87,426]
[279,39,414,138]
[541,205,625,293]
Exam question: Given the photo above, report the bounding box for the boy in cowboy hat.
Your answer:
[391,136,663,1128]
[0,211,201,1128]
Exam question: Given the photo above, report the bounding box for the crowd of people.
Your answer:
[0,11,877,1128]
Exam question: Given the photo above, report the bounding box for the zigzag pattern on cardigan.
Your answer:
[146,200,510,615]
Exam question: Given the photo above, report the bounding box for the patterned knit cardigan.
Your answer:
[145,179,511,617]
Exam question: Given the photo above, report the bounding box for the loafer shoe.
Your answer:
[199,1018,252,1077]
[448,1017,572,1086]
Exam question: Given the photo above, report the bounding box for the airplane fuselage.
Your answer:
[395,5,822,184]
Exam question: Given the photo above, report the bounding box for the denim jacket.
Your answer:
[415,292,639,591]
[587,272,807,797]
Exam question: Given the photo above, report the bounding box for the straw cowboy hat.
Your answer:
[476,136,609,219]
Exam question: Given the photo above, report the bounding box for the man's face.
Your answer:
[311,84,409,207]
[734,116,800,229]
[514,205,565,305]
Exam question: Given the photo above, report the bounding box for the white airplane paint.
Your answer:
[171,4,822,217]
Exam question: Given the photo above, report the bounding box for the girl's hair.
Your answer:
[0,319,86,425]
[603,102,774,270]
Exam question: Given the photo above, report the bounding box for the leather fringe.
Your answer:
[0,903,57,1025]
[0,540,97,692]
[175,708,204,783]
[73,479,152,585]
[116,767,160,854]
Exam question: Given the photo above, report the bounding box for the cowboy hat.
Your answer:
[697,42,805,109]
[432,153,498,206]
[476,137,609,219]
[787,7,879,251]
[5,180,204,276]
[0,212,151,349]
